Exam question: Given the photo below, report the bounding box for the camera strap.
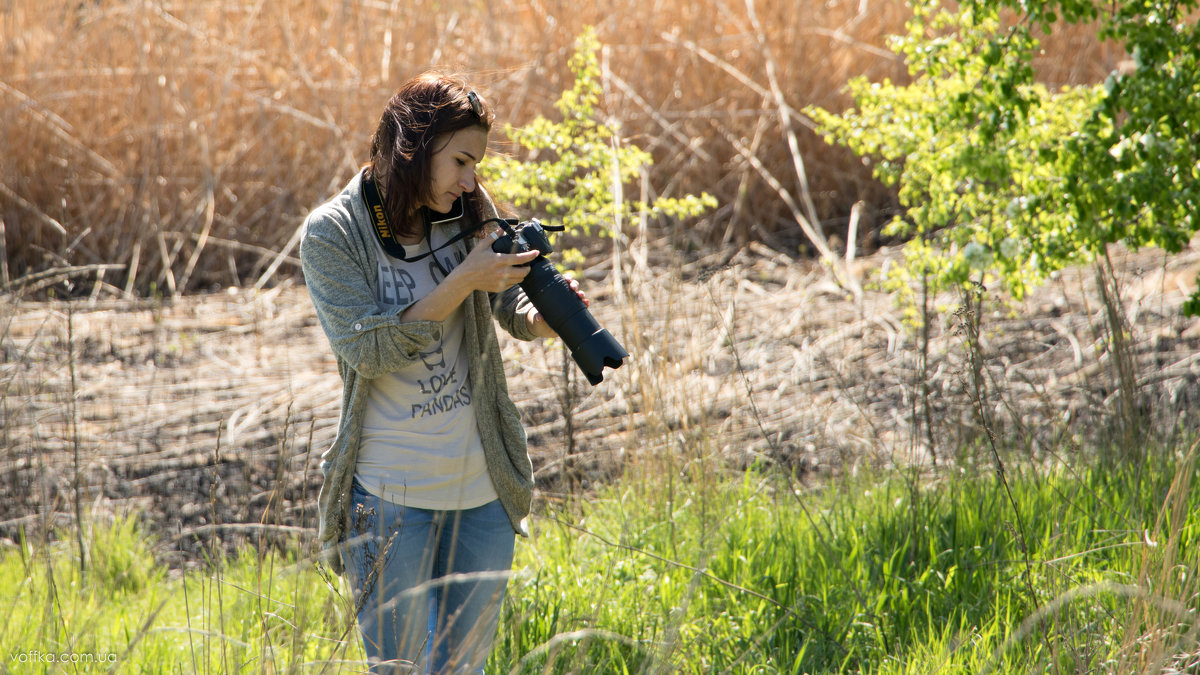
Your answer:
[479,217,565,236]
[360,169,478,263]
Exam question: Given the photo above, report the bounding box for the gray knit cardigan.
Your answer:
[299,171,537,574]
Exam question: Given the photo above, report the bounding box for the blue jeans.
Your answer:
[343,479,516,674]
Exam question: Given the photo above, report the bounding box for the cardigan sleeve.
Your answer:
[492,285,539,342]
[300,207,443,380]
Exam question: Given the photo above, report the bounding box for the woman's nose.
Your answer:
[459,171,475,192]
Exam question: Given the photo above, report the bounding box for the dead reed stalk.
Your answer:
[2,0,1114,295]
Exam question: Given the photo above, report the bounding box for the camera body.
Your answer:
[492,219,628,385]
[491,218,556,259]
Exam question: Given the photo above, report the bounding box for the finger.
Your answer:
[491,249,534,264]
[500,268,529,291]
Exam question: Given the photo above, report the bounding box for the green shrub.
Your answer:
[483,26,716,266]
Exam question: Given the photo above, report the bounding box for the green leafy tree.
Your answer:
[807,0,1200,314]
[483,27,716,257]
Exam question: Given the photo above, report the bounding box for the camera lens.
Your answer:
[520,258,627,385]
[491,220,627,385]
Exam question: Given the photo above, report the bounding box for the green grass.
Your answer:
[0,517,362,673]
[497,445,1200,673]
[2,444,1198,673]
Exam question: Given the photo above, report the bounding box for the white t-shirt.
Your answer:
[355,234,498,510]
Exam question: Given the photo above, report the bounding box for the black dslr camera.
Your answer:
[491,219,628,385]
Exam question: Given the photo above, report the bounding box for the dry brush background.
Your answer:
[3,0,1118,293]
[2,0,1195,564]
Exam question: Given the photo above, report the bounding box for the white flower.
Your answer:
[1005,197,1028,218]
[1109,137,1131,160]
[963,242,994,270]
[1104,73,1119,96]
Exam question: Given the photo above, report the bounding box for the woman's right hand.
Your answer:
[397,232,539,324]
[452,235,540,293]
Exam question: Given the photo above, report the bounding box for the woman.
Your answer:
[300,73,580,673]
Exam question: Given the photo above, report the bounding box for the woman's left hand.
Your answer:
[529,276,589,339]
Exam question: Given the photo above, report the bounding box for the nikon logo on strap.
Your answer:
[369,202,390,240]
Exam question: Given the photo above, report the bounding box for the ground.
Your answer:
[2,243,1198,566]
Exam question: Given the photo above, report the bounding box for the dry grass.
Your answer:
[2,0,1180,566]
[3,240,1198,564]
[2,0,1119,294]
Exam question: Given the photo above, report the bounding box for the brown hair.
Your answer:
[368,72,495,238]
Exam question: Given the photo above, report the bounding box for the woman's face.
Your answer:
[425,126,488,214]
